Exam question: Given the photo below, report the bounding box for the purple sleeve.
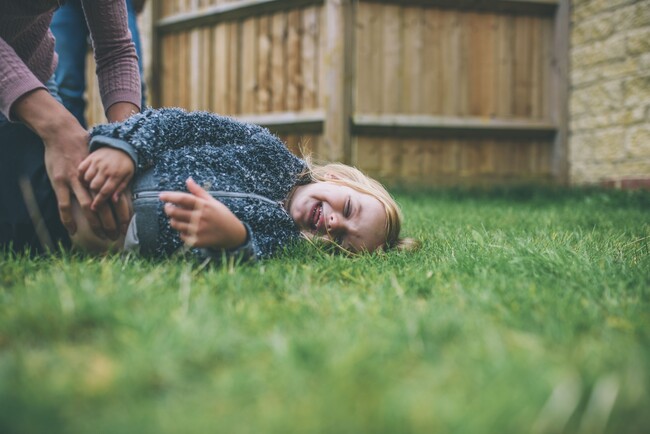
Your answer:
[0,37,47,120]
[81,0,141,114]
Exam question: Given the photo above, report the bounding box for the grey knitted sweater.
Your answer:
[89,108,308,260]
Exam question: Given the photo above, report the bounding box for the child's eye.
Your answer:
[344,197,351,218]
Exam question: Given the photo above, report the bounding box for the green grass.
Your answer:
[1,187,649,434]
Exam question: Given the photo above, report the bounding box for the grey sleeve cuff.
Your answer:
[89,135,139,168]
[202,223,260,262]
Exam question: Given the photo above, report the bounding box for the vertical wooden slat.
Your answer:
[422,8,440,115]
[213,23,228,114]
[322,0,353,163]
[402,7,423,114]
[228,22,240,114]
[257,15,272,113]
[241,17,257,114]
[495,14,514,118]
[514,16,532,117]
[302,6,318,110]
[440,10,459,116]
[189,28,201,109]
[202,27,212,110]
[529,17,541,119]
[379,4,401,175]
[457,12,469,117]
[381,4,401,114]
[355,2,382,114]
[286,9,302,112]
[271,12,287,112]
[161,35,172,106]
[468,12,496,118]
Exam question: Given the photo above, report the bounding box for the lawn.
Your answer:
[1,187,649,434]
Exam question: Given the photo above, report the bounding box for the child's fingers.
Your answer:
[169,218,191,234]
[163,203,194,222]
[186,178,213,200]
[89,172,107,192]
[92,177,122,210]
[82,164,98,185]
[112,179,131,203]
[159,192,198,209]
[78,158,91,178]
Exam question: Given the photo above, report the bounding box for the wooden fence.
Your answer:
[87,0,569,186]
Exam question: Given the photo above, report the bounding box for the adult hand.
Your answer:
[159,178,247,250]
[11,90,120,238]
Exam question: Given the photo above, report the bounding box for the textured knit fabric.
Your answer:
[0,0,140,120]
[90,108,309,260]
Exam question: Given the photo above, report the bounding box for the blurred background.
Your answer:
[82,0,650,188]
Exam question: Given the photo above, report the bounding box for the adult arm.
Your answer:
[81,0,141,119]
[0,37,49,120]
[10,89,112,237]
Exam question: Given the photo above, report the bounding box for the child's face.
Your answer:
[288,181,387,253]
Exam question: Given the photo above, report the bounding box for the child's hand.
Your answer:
[78,147,135,210]
[160,178,247,249]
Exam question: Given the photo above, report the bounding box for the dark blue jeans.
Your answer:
[0,82,70,254]
[51,0,146,128]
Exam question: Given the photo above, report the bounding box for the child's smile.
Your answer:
[288,181,387,253]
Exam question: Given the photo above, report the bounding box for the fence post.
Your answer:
[323,0,354,164]
[551,0,570,184]
[149,0,162,108]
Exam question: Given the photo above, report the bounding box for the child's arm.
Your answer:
[159,178,247,250]
[78,147,135,210]
[89,107,283,171]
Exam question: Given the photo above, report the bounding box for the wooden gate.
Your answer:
[89,0,570,186]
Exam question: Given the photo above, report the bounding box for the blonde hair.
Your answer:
[301,160,418,253]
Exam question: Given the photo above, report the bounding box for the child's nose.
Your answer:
[327,213,342,231]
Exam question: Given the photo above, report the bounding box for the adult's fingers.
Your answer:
[53,184,77,235]
[113,193,133,235]
[95,201,119,240]
[71,180,105,239]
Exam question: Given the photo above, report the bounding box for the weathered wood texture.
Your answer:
[85,0,566,186]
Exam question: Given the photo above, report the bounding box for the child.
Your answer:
[73,108,413,260]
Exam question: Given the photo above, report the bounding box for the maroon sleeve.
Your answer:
[81,0,141,114]
[0,37,48,120]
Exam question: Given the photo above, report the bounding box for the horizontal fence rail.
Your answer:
[236,111,325,133]
[352,115,557,139]
[156,0,559,34]
[157,0,323,34]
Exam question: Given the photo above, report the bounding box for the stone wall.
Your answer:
[569,0,650,186]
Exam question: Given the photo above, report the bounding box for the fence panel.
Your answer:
[85,0,568,185]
